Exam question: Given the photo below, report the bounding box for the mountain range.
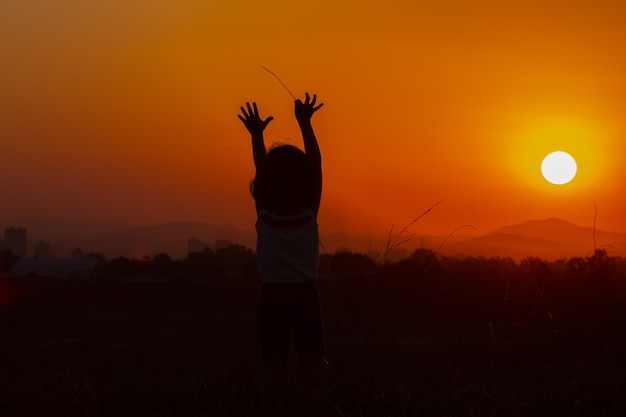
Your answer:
[439,218,626,260]
[2,217,625,261]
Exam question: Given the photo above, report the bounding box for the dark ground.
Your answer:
[1,260,625,416]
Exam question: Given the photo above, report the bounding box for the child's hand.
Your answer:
[295,93,323,125]
[238,102,274,135]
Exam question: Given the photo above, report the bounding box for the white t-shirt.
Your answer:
[255,208,320,284]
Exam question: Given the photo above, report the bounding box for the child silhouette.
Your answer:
[239,93,325,414]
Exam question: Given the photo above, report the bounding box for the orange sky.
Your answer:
[2,0,625,241]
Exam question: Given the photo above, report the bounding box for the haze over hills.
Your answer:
[2,217,625,261]
[440,218,626,260]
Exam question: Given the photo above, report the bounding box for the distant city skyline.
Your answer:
[1,217,624,262]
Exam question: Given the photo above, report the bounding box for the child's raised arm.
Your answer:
[295,93,323,163]
[238,102,274,173]
[295,93,324,213]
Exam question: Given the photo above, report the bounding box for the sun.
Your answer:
[541,151,577,185]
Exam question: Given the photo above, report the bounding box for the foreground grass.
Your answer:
[1,263,625,416]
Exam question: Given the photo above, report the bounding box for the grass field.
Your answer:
[1,252,625,416]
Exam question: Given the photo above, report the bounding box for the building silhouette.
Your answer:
[35,240,54,258]
[4,227,27,257]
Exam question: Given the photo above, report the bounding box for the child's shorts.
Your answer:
[259,281,325,360]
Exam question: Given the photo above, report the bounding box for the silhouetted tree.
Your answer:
[214,244,255,278]
[0,249,19,273]
[152,252,173,270]
[105,256,135,278]
[184,248,215,279]
[151,252,183,281]
[329,251,378,275]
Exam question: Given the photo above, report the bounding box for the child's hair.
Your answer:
[251,145,311,216]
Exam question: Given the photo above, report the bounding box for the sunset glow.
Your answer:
[2,0,626,255]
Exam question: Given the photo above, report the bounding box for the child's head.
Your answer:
[252,145,310,215]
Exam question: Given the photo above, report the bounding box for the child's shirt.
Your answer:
[256,208,319,283]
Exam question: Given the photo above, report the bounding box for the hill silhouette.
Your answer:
[441,218,626,260]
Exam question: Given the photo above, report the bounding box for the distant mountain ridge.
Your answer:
[441,218,626,260]
[493,218,615,243]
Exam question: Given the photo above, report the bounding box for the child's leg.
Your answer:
[294,282,327,415]
[260,283,292,414]
[298,352,324,390]
[262,356,288,414]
